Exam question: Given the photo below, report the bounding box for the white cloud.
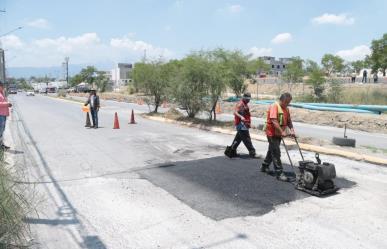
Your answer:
[27,18,50,29]
[271,33,292,44]
[336,45,371,61]
[110,35,172,58]
[3,33,172,67]
[1,35,24,49]
[249,47,272,58]
[312,13,355,25]
[33,33,101,53]
[217,4,243,14]
[228,4,242,13]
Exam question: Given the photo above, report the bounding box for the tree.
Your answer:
[94,72,110,92]
[368,33,387,76]
[306,68,325,100]
[70,66,98,87]
[305,59,319,74]
[172,53,211,118]
[204,50,228,121]
[248,58,270,76]
[212,49,253,97]
[351,60,366,74]
[283,57,304,91]
[321,54,344,76]
[132,60,176,113]
[327,78,343,103]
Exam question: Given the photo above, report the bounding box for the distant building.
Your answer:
[111,63,132,87]
[258,56,292,76]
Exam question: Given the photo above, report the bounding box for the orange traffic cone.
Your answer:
[85,112,92,127]
[215,102,222,114]
[113,112,120,129]
[129,109,136,124]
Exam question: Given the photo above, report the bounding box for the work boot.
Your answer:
[277,172,288,181]
[260,164,269,173]
[224,146,238,158]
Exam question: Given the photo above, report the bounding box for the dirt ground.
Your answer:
[221,101,387,134]
[70,88,387,134]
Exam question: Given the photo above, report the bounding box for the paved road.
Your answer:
[7,94,387,249]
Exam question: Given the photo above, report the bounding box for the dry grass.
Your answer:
[0,150,34,248]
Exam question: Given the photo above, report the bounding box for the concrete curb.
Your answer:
[144,115,387,166]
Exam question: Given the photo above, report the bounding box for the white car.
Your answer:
[26,91,35,96]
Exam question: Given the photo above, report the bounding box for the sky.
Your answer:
[0,0,386,71]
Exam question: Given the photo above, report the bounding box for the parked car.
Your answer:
[8,88,17,94]
[26,91,35,96]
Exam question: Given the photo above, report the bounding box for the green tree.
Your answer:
[69,74,84,86]
[283,57,304,91]
[205,50,228,121]
[132,60,176,113]
[248,58,270,76]
[305,59,319,74]
[212,49,253,97]
[321,54,344,76]
[367,33,387,76]
[306,68,325,100]
[94,72,110,92]
[327,79,343,103]
[69,66,98,87]
[351,60,366,74]
[172,53,211,118]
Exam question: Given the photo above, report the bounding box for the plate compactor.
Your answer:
[282,137,339,197]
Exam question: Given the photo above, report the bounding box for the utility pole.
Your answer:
[64,57,69,87]
[0,49,5,84]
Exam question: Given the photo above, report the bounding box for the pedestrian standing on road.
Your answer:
[373,73,378,83]
[362,70,368,83]
[84,90,100,129]
[260,92,295,181]
[225,92,256,158]
[0,81,12,150]
[351,71,356,83]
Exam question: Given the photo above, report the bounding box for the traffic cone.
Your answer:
[215,102,222,114]
[129,109,136,124]
[113,112,120,129]
[85,112,91,127]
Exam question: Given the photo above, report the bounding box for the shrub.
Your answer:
[0,151,31,247]
[57,89,67,98]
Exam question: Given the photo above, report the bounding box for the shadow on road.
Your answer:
[140,156,356,220]
[13,102,107,249]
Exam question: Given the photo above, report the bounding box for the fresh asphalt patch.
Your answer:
[140,155,356,220]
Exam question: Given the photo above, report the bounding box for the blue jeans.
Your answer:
[90,108,98,127]
[0,116,6,145]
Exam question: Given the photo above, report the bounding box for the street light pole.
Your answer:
[0,26,22,38]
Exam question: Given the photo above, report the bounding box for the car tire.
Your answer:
[332,137,356,147]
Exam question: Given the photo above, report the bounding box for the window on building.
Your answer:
[283,65,286,68]
[277,65,280,69]
[272,65,274,68]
